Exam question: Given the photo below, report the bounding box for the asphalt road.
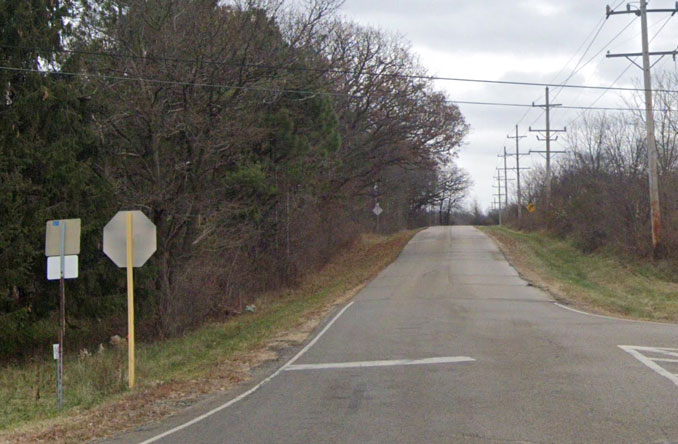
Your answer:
[110,226,678,444]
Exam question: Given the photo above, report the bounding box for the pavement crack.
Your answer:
[347,382,367,413]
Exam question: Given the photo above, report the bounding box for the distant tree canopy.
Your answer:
[512,73,678,258]
[0,0,470,358]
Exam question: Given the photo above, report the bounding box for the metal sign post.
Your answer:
[45,218,80,409]
[58,221,65,409]
[103,210,156,389]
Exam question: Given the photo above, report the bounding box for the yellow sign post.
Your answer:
[126,212,135,388]
[527,203,536,213]
[103,211,156,389]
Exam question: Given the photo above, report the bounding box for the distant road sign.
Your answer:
[527,203,536,213]
[47,255,78,280]
[103,211,157,268]
[45,219,81,256]
[373,203,383,216]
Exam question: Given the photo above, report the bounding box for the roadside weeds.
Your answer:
[0,230,419,444]
[481,226,678,322]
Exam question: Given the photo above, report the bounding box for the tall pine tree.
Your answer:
[0,0,115,357]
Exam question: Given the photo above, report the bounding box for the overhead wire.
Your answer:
[449,100,653,112]
[528,13,639,127]
[564,11,676,129]
[513,8,614,130]
[4,44,678,94]
[519,0,627,130]
[0,65,363,98]
[3,64,675,113]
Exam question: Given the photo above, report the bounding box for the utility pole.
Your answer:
[605,1,678,256]
[507,125,529,221]
[497,147,522,220]
[493,172,503,225]
[493,169,514,225]
[530,87,566,210]
[503,147,509,211]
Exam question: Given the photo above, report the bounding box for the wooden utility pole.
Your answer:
[498,148,522,223]
[503,147,509,210]
[507,125,529,221]
[494,173,503,225]
[493,168,514,225]
[605,1,678,256]
[530,87,566,209]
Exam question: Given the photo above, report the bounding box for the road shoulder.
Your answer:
[1,230,419,444]
[480,226,678,324]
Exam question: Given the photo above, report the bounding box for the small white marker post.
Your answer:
[52,344,59,405]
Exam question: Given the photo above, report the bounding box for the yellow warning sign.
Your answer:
[527,203,536,213]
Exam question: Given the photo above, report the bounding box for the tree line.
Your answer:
[505,72,678,259]
[0,0,470,359]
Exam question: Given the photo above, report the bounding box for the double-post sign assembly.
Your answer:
[103,211,156,389]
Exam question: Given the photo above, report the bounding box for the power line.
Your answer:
[566,62,635,127]
[0,65,363,98]
[1,65,668,113]
[529,13,639,127]
[564,12,676,128]
[449,99,658,112]
[553,15,638,99]
[551,18,610,97]
[513,1,624,135]
[516,14,609,126]
[4,45,678,94]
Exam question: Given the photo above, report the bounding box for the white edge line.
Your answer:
[284,356,475,371]
[619,345,678,387]
[138,301,355,444]
[553,302,674,326]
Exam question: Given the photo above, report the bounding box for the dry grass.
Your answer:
[0,230,419,444]
[482,226,678,321]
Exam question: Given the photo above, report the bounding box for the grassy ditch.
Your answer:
[481,226,678,321]
[0,230,419,444]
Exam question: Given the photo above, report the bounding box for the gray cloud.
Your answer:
[336,0,678,207]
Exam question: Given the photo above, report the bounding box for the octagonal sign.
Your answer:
[103,210,157,268]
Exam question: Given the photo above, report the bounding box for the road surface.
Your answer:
[109,226,678,444]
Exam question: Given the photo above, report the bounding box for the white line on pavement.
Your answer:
[619,345,678,388]
[628,346,678,358]
[554,303,673,325]
[285,356,475,371]
[138,301,356,444]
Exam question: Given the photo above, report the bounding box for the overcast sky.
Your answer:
[336,0,678,210]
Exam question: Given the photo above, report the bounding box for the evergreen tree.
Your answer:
[0,0,115,357]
